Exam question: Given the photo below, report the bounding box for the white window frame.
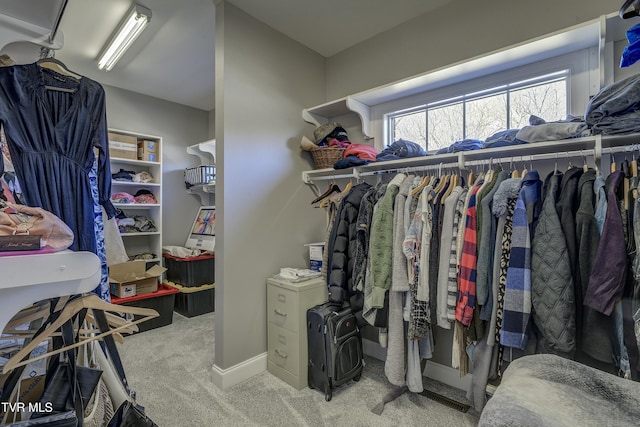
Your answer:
[371,48,597,152]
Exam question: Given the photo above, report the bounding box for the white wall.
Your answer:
[103,85,210,246]
[326,0,618,101]
[214,2,326,373]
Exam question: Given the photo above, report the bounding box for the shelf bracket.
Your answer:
[457,152,466,172]
[346,96,372,140]
[594,134,602,171]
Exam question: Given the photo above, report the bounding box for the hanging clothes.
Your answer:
[585,171,627,316]
[456,180,483,327]
[575,169,614,366]
[531,171,576,358]
[501,170,542,350]
[0,63,117,254]
[365,174,406,313]
[326,182,371,304]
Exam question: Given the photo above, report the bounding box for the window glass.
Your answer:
[427,102,463,151]
[390,110,426,147]
[386,70,568,152]
[465,93,507,141]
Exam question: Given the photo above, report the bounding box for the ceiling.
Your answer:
[0,0,453,112]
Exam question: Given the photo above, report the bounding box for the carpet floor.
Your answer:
[118,312,480,426]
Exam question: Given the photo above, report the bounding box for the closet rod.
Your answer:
[304,140,640,185]
[49,0,69,44]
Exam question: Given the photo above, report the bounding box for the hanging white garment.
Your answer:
[103,208,128,265]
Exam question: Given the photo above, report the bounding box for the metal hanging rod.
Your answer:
[49,0,69,45]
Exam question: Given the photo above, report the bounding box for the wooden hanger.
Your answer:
[311,183,340,205]
[410,174,431,197]
[3,293,158,373]
[340,181,353,196]
[37,57,82,81]
[430,174,449,202]
[441,173,459,204]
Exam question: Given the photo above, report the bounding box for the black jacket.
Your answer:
[326,183,371,303]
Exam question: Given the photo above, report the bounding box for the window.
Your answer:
[387,70,569,152]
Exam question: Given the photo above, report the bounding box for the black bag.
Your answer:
[35,363,102,414]
[307,302,363,401]
[107,401,158,427]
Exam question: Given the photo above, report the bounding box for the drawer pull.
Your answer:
[274,309,287,317]
[275,349,288,359]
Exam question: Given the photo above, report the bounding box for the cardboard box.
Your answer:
[109,140,137,160]
[305,242,324,272]
[138,140,159,162]
[109,260,166,297]
[109,132,137,145]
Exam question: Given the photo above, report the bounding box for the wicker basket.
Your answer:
[310,147,345,169]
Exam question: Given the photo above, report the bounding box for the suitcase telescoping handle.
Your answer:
[274,309,287,317]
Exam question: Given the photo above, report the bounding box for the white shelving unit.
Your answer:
[109,128,163,263]
[186,139,216,205]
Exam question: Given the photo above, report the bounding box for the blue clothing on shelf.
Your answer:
[483,129,527,148]
[436,138,483,154]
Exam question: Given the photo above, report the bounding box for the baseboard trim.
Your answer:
[211,352,267,390]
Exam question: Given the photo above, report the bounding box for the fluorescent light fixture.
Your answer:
[97,3,151,71]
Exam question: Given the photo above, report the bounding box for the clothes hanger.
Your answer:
[620,0,640,18]
[37,54,82,81]
[611,152,617,173]
[409,173,431,197]
[441,171,458,204]
[3,293,158,373]
[340,180,353,196]
[311,182,340,205]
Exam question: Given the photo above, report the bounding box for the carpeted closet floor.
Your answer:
[118,312,480,426]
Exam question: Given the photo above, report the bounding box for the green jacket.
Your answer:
[366,174,406,309]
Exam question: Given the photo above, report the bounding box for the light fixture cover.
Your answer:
[97,3,151,71]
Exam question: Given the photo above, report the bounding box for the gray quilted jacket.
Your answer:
[531,172,576,357]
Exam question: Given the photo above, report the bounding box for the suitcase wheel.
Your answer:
[353,373,361,382]
[324,385,332,402]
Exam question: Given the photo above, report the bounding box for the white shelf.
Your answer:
[186,139,216,205]
[187,139,216,165]
[112,181,160,187]
[120,232,161,237]
[186,183,216,193]
[109,129,163,266]
[114,203,161,209]
[110,157,160,167]
[0,251,100,335]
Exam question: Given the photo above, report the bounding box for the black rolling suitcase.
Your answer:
[307,302,364,401]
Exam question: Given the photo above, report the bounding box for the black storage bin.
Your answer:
[163,253,214,287]
[111,284,179,332]
[167,282,215,317]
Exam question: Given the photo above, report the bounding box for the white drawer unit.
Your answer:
[266,277,327,390]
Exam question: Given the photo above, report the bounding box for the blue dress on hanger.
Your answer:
[0,63,116,297]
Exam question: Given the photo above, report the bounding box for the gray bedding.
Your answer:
[478,354,640,427]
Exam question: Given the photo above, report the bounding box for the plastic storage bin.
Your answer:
[163,253,214,287]
[165,281,215,317]
[111,284,179,332]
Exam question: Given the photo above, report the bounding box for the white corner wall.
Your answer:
[103,85,210,246]
[213,1,326,384]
